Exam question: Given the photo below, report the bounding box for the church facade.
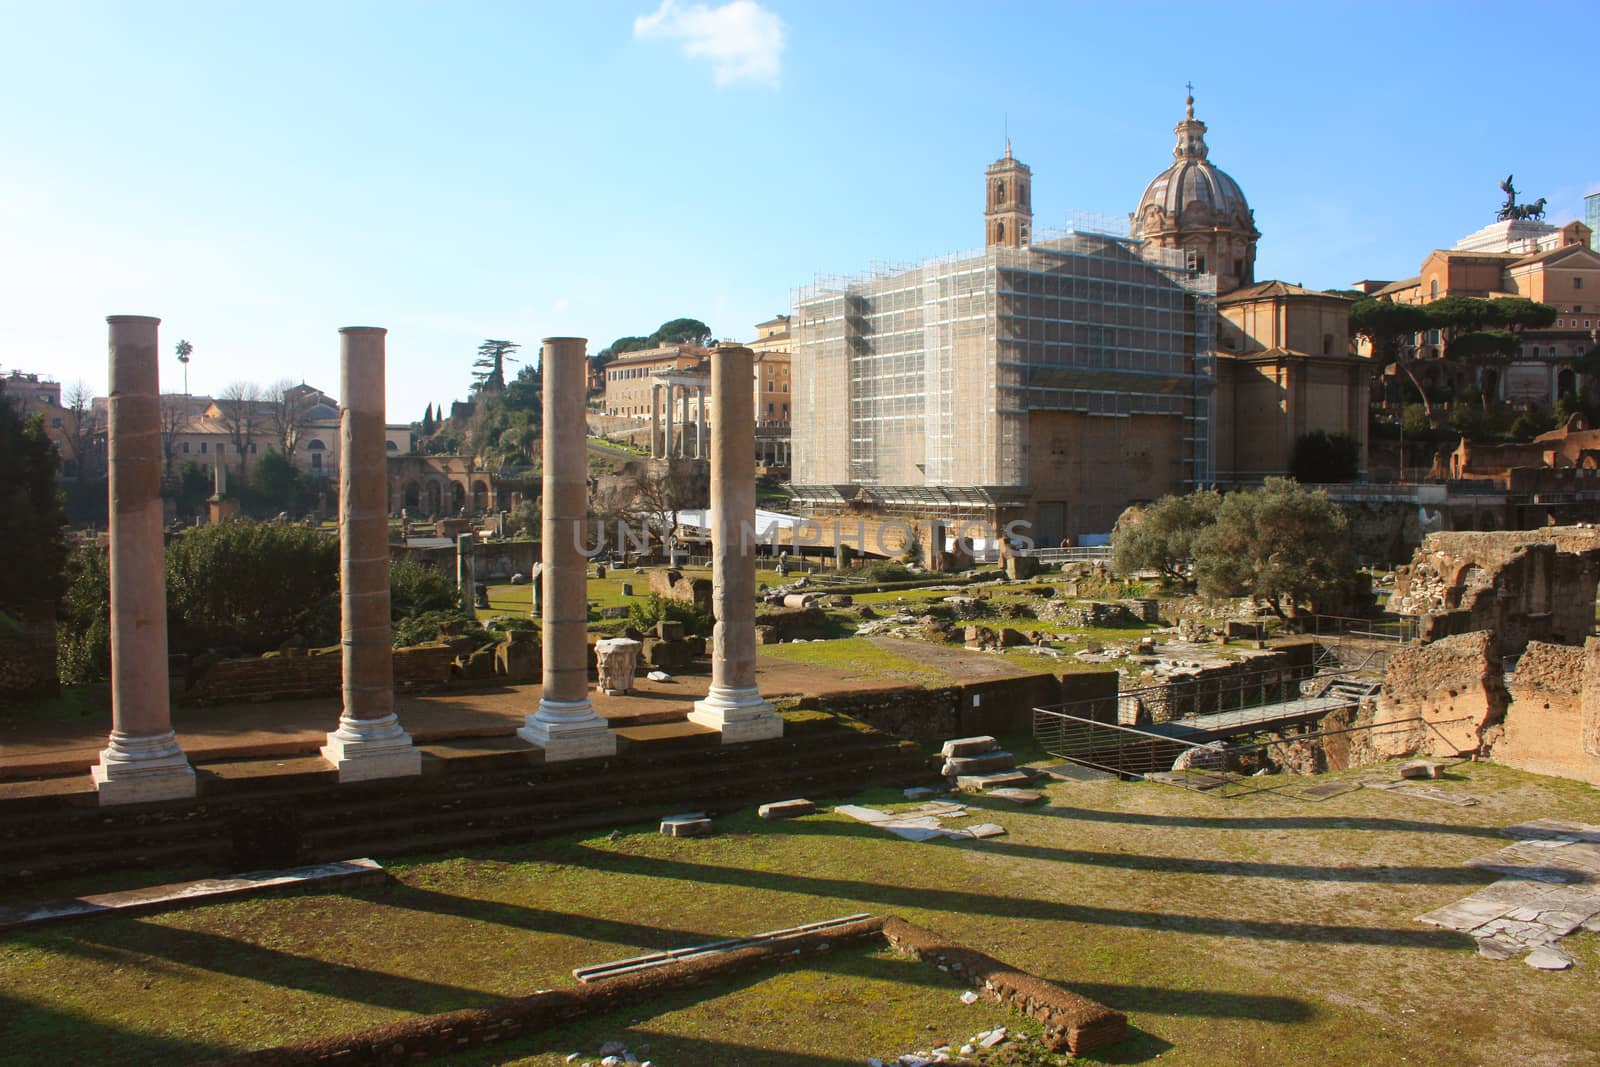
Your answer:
[789,95,1368,544]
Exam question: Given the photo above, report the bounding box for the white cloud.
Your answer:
[634,0,785,88]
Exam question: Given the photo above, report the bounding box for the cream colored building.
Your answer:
[1359,219,1600,405]
[1214,282,1367,482]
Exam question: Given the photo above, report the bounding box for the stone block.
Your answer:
[756,625,779,645]
[956,770,1032,792]
[455,646,498,680]
[940,736,999,759]
[942,750,1016,777]
[656,620,686,641]
[494,631,540,682]
[660,813,712,837]
[999,627,1028,647]
[1399,759,1443,780]
[1004,555,1040,580]
[986,787,1045,805]
[758,799,816,820]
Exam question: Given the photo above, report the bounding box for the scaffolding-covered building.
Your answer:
[791,221,1216,545]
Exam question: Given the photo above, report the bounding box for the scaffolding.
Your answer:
[793,229,1218,525]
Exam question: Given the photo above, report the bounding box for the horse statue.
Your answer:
[1516,197,1548,222]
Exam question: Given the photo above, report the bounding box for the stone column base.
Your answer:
[91,730,198,806]
[690,686,784,744]
[518,697,618,762]
[320,713,422,783]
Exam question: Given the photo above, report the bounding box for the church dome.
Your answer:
[1133,94,1253,231]
[1130,92,1259,294]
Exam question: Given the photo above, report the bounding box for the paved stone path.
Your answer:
[1417,819,1600,968]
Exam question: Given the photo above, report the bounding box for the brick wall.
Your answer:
[181,644,456,705]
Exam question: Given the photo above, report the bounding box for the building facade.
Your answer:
[792,147,1217,543]
[1213,282,1367,482]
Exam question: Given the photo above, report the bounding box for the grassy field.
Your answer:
[5,755,1599,1066]
[757,636,957,687]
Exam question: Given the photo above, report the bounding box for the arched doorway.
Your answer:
[403,481,421,511]
[450,482,466,514]
[472,479,489,513]
[425,481,443,516]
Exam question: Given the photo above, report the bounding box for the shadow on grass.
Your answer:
[1029,803,1507,840]
[542,835,1474,952]
[47,917,494,1016]
[0,991,227,1067]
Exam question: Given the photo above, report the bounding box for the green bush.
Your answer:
[855,561,915,583]
[626,594,710,636]
[392,608,486,648]
[165,521,340,654]
[56,543,111,685]
[390,558,458,618]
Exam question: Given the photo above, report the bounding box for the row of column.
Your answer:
[91,322,780,805]
[649,381,709,460]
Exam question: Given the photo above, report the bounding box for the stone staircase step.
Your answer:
[941,750,1017,777]
[613,721,723,752]
[956,770,1033,792]
[939,735,999,759]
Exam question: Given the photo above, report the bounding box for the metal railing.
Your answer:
[1108,662,1349,727]
[1014,546,1114,563]
[1033,708,1460,799]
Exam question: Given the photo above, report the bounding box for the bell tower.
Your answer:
[985,140,1032,249]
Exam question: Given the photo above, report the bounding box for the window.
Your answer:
[782,382,788,392]
[1322,333,1333,355]
[50,416,62,428]
[181,442,190,454]
[249,443,257,454]
[768,381,775,391]
[1576,277,1583,290]
[200,442,207,453]
[1430,279,1439,299]
[311,452,322,469]
[767,402,774,415]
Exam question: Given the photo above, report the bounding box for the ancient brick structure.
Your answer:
[1388,527,1600,656]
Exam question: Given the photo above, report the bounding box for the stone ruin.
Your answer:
[1327,527,1600,786]
[1387,527,1600,656]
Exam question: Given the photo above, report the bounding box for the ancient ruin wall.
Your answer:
[1387,527,1600,656]
[1365,630,1508,759]
[1494,641,1598,785]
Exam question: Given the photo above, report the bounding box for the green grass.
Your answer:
[758,637,956,687]
[0,685,109,722]
[5,760,1600,1065]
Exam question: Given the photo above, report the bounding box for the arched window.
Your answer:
[1430,279,1439,299]
[995,220,1005,242]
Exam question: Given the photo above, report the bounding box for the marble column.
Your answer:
[518,337,617,761]
[93,316,196,804]
[663,383,675,459]
[680,386,693,458]
[321,327,421,782]
[690,344,782,743]
[650,383,662,458]
[695,385,708,461]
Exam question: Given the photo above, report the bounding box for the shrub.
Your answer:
[390,558,458,618]
[392,608,486,648]
[165,521,340,654]
[626,594,710,636]
[56,543,111,685]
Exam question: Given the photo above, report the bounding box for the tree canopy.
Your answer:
[472,339,520,393]
[1290,431,1362,484]
[0,392,68,607]
[1110,489,1222,584]
[1192,479,1358,620]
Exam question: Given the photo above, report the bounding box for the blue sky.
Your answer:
[4,1,1596,419]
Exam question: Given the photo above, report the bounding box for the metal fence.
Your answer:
[1033,707,1456,799]
[1015,546,1114,564]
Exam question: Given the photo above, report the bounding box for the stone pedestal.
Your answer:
[595,637,641,695]
[93,315,197,805]
[518,337,617,761]
[321,326,420,782]
[690,344,783,743]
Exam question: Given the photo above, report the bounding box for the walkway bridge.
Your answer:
[1034,665,1384,784]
